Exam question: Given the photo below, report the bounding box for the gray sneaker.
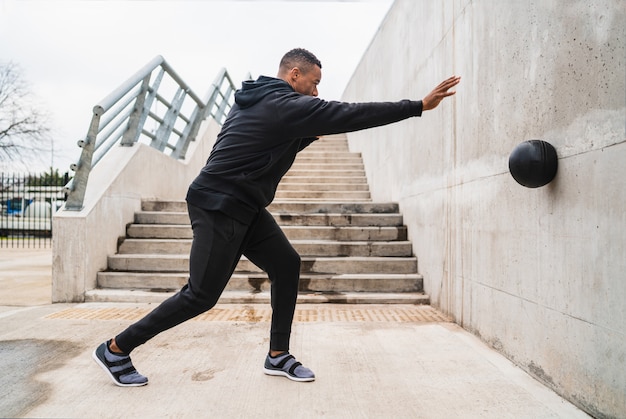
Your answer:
[263,352,315,382]
[92,341,148,387]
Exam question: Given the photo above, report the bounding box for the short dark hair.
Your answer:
[279,48,322,73]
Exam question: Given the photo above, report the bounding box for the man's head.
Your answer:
[277,48,322,97]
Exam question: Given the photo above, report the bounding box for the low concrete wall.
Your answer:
[342,0,625,417]
[52,119,220,302]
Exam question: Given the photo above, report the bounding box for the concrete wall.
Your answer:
[342,1,625,417]
[52,119,220,302]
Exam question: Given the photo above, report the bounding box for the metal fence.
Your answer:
[0,172,68,248]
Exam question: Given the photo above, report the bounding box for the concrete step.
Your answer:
[85,289,430,305]
[285,170,366,177]
[272,213,402,226]
[267,202,400,214]
[96,272,423,294]
[289,163,364,170]
[141,201,400,214]
[276,183,370,192]
[302,146,349,153]
[274,191,370,200]
[281,176,367,184]
[127,225,407,241]
[118,239,413,257]
[134,211,402,226]
[273,198,371,203]
[293,156,363,164]
[106,254,418,275]
[295,151,360,158]
[277,182,370,192]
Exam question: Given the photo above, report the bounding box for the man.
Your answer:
[93,48,460,385]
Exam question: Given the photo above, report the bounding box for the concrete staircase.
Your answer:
[86,135,428,304]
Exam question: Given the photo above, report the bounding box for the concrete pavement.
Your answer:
[0,247,52,307]
[0,248,589,418]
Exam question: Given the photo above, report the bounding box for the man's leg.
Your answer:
[115,205,248,352]
[244,209,315,382]
[244,209,301,351]
[93,204,249,386]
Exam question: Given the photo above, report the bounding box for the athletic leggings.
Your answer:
[115,203,301,354]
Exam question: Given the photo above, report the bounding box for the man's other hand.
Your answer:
[422,76,461,111]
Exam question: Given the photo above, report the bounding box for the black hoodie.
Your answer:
[186,75,423,224]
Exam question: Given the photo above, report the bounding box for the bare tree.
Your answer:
[0,61,51,166]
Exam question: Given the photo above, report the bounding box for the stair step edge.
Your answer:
[85,289,430,305]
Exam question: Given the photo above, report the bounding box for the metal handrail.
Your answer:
[63,55,237,210]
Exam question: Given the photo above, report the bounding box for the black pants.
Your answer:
[115,203,301,354]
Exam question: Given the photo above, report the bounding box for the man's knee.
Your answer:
[179,284,220,314]
[265,248,300,279]
[284,249,301,273]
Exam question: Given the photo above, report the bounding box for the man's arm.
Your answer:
[421,76,461,111]
[276,75,460,139]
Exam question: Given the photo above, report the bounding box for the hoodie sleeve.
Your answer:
[298,137,318,151]
[274,93,423,139]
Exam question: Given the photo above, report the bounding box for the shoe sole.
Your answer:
[263,367,315,382]
[92,349,148,387]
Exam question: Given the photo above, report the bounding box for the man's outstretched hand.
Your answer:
[422,76,461,111]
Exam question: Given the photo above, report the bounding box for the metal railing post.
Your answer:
[170,102,204,160]
[64,113,101,210]
[151,87,186,152]
[121,75,151,146]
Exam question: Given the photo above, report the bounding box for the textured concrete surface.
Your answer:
[0,248,590,418]
[0,247,51,306]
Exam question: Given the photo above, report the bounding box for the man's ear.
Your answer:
[290,67,300,81]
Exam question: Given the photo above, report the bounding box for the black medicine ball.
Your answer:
[508,140,558,188]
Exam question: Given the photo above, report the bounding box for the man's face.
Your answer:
[293,65,321,97]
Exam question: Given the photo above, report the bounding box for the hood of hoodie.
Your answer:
[234,76,293,109]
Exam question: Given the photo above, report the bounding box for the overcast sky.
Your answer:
[0,0,393,172]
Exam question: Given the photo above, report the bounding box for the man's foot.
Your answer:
[263,352,315,382]
[92,340,148,387]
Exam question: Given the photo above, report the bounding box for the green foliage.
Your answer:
[25,168,71,186]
